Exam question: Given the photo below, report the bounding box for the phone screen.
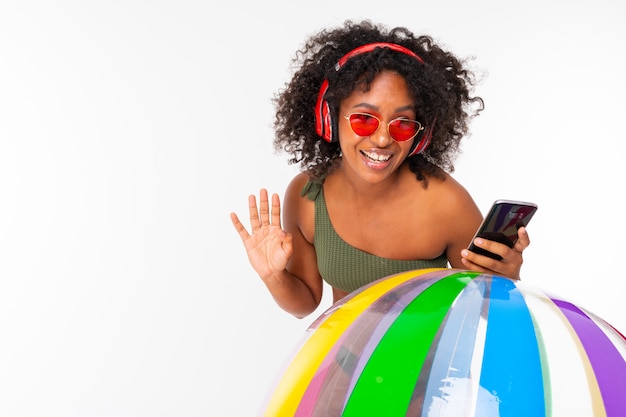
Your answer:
[468,200,537,260]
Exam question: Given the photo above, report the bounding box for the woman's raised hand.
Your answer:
[230,189,293,280]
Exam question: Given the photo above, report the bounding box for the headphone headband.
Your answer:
[335,42,423,70]
[314,42,432,156]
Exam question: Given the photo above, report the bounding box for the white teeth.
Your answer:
[362,151,391,162]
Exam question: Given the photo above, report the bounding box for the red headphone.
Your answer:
[314,42,434,156]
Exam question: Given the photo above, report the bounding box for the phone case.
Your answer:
[468,199,538,260]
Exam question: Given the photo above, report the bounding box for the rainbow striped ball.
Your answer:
[262,268,626,417]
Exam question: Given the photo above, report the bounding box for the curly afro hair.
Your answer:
[272,20,484,184]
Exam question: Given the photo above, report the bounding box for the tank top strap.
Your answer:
[301,179,324,201]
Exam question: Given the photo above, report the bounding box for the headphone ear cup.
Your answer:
[315,80,334,142]
[315,99,337,143]
[408,124,433,156]
[328,103,339,143]
[321,101,333,142]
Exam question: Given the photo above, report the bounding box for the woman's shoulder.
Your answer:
[419,169,480,214]
[285,172,315,196]
[423,168,470,195]
[284,172,316,242]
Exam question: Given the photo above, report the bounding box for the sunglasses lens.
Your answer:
[349,113,379,136]
[389,119,421,142]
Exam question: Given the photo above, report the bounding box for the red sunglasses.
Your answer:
[344,113,424,142]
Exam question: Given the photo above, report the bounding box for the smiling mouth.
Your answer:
[361,150,391,163]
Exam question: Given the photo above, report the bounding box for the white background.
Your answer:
[1,1,624,416]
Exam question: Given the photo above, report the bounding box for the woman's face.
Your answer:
[337,70,417,183]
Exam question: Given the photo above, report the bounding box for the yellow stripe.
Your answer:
[262,268,444,416]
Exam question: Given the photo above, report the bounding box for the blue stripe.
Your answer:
[478,277,545,416]
[422,277,489,414]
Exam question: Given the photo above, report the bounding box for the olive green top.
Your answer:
[301,179,449,293]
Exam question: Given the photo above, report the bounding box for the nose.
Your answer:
[370,124,394,147]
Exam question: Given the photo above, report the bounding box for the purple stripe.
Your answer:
[553,299,626,416]
[294,338,344,416]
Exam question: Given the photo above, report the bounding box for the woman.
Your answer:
[230,20,530,319]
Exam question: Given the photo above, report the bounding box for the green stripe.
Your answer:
[342,271,477,416]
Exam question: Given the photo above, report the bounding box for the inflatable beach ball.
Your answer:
[262,268,626,417]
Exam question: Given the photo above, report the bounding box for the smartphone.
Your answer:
[468,199,538,260]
